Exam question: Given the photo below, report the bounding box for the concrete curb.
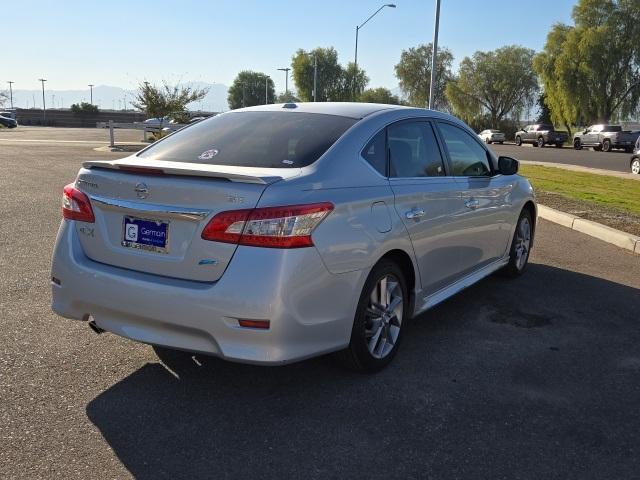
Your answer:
[537,204,640,255]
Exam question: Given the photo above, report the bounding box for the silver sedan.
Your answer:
[51,103,536,372]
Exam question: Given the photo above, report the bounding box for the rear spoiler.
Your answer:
[82,159,299,185]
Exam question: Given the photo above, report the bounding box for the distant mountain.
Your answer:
[7,82,229,112]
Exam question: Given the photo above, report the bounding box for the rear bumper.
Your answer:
[51,221,367,364]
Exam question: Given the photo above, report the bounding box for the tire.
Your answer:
[593,145,602,152]
[573,138,582,150]
[537,136,545,148]
[555,143,563,148]
[631,158,640,175]
[499,141,504,144]
[485,138,490,144]
[501,209,533,278]
[338,259,408,372]
[515,136,522,146]
[602,139,611,152]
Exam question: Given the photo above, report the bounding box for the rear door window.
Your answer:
[388,121,446,178]
[138,111,357,168]
[361,130,386,176]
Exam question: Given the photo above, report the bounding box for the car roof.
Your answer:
[230,102,413,119]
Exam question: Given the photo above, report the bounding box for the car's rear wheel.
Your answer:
[593,145,602,152]
[338,259,408,372]
[501,209,533,277]
[573,138,582,150]
[631,158,640,175]
[537,137,545,148]
[602,139,611,152]
[555,143,563,148]
[499,141,504,144]
[515,136,522,146]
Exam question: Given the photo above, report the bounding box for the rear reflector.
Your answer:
[201,202,333,248]
[238,319,270,329]
[62,183,95,222]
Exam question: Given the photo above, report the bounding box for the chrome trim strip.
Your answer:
[90,195,211,221]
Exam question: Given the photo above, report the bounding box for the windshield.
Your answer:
[138,111,358,168]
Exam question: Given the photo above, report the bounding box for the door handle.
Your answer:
[405,208,425,220]
[465,198,480,209]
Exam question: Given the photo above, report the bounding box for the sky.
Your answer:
[2,0,576,94]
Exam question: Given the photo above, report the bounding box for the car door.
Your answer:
[387,120,464,296]
[582,126,598,146]
[435,121,514,276]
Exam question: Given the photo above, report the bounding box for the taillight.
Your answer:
[201,202,334,248]
[62,183,95,222]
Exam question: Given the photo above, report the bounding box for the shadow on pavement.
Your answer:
[86,264,640,479]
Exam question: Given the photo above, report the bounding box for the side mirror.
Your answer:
[498,156,519,175]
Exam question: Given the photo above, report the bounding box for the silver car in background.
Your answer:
[478,129,505,144]
[51,103,536,372]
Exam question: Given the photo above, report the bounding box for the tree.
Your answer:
[132,81,208,126]
[276,91,300,103]
[394,43,453,109]
[445,45,538,128]
[534,0,640,124]
[536,94,553,125]
[227,71,275,109]
[291,47,367,102]
[0,91,8,108]
[70,102,99,114]
[359,87,401,105]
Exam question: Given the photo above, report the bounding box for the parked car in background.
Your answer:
[0,115,18,128]
[514,124,568,148]
[51,102,536,372]
[630,140,640,174]
[573,125,639,152]
[478,129,505,144]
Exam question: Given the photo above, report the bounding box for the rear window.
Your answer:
[603,125,622,132]
[538,124,554,131]
[137,111,357,168]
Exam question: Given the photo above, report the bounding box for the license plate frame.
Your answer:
[121,216,170,254]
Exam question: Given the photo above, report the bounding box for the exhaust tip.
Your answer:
[88,319,105,335]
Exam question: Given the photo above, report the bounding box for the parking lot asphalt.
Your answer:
[490,142,635,173]
[1,129,640,479]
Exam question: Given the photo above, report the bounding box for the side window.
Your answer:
[361,130,386,176]
[437,122,492,177]
[388,121,445,178]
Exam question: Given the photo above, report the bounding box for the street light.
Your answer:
[305,53,318,102]
[88,84,94,105]
[354,4,396,70]
[428,0,442,110]
[38,78,47,123]
[7,81,14,109]
[277,67,290,95]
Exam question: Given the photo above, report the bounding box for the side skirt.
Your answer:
[414,257,509,316]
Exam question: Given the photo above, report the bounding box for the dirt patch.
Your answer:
[480,305,552,328]
[536,191,640,237]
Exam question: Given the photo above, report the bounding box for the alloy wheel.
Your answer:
[515,217,531,271]
[632,159,640,175]
[364,275,403,359]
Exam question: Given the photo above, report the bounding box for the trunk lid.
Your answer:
[74,158,300,282]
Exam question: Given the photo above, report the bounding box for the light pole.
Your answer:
[428,0,441,110]
[7,81,14,109]
[88,84,94,105]
[38,78,47,123]
[277,67,290,95]
[305,53,318,102]
[354,4,396,70]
